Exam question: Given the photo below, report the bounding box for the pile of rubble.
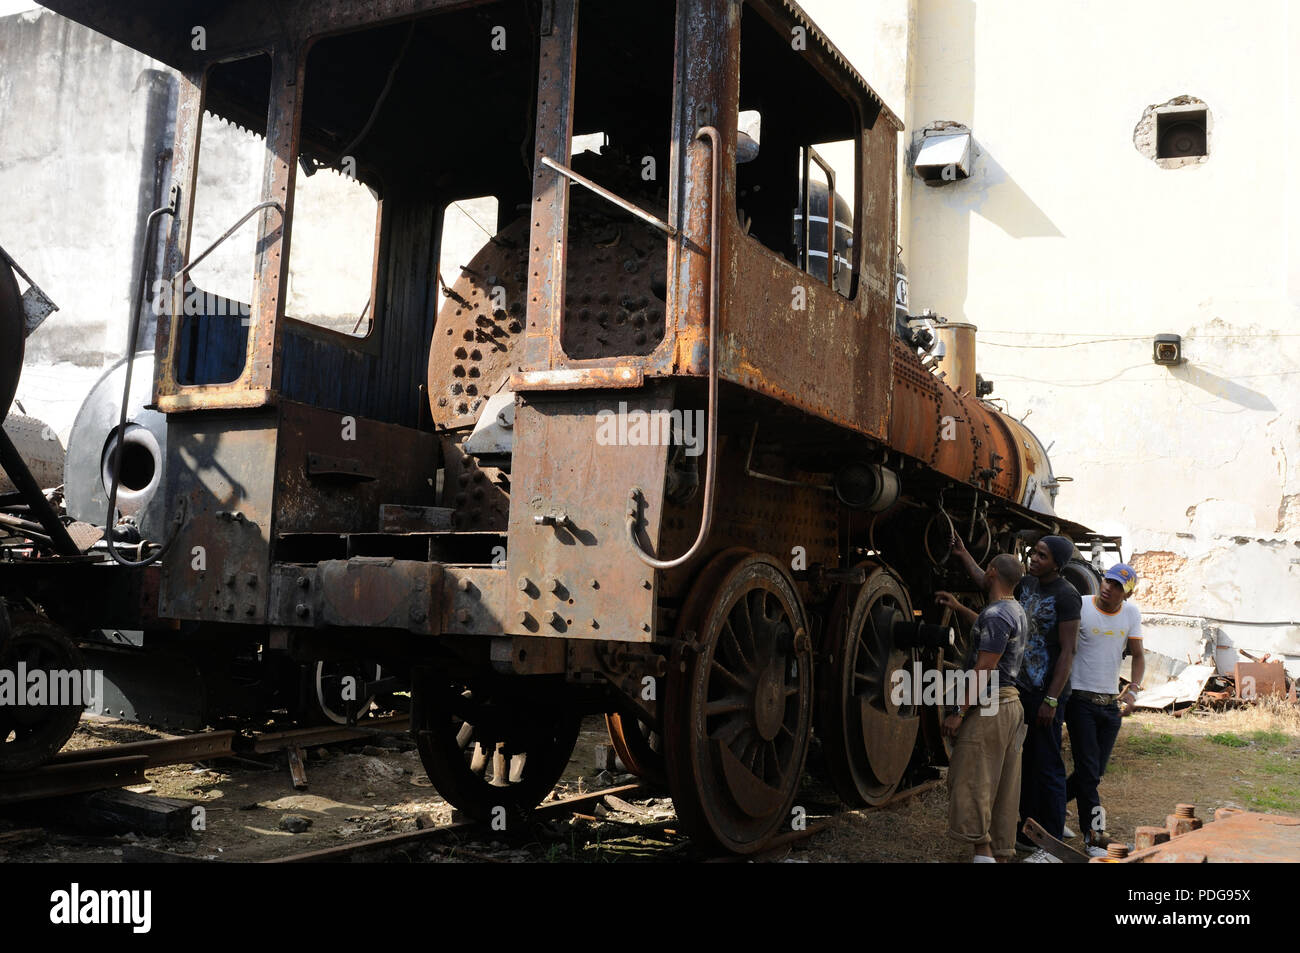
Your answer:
[1132,650,1294,715]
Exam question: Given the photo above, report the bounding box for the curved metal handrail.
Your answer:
[627,126,720,570]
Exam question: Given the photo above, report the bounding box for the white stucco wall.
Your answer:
[899,0,1300,655]
[2,8,171,438]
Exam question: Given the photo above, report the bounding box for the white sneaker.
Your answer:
[1062,825,1077,839]
[1023,849,1061,864]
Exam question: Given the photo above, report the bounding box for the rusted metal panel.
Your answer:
[157,410,278,622]
[505,392,669,642]
[440,435,510,532]
[314,557,442,633]
[271,558,442,633]
[656,425,839,603]
[671,0,897,443]
[1116,808,1300,863]
[440,566,508,635]
[272,401,437,536]
[523,0,579,372]
[429,216,530,429]
[380,505,455,533]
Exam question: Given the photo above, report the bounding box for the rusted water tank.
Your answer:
[0,413,65,494]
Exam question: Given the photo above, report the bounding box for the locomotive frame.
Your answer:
[2,0,1108,854]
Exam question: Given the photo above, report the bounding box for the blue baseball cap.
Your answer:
[1104,563,1137,595]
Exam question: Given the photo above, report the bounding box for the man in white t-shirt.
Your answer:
[1065,563,1144,849]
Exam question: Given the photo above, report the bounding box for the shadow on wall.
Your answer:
[908,0,1062,321]
[1170,362,1276,412]
[959,148,1063,240]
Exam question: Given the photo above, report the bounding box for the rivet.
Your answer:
[295,604,309,618]
[517,576,531,591]
[590,578,599,589]
[547,577,562,594]
[517,611,531,626]
[641,579,652,589]
[456,608,472,623]
[296,576,309,589]
[546,611,562,626]
[458,577,472,592]
[642,622,651,632]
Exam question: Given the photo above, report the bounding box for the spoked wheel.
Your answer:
[818,565,919,806]
[921,595,980,764]
[309,660,381,726]
[0,615,87,772]
[412,676,581,824]
[605,708,666,788]
[664,551,814,854]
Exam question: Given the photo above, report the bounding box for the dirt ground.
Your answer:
[4,699,1298,863]
[783,697,1300,862]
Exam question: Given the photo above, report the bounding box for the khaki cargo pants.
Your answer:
[947,688,1026,858]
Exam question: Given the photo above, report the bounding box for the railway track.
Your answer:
[0,715,410,807]
[2,714,947,863]
[262,774,946,864]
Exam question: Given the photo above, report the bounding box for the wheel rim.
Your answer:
[665,551,813,853]
[413,678,580,824]
[923,597,978,765]
[819,566,919,806]
[605,708,666,787]
[0,617,86,772]
[313,661,380,725]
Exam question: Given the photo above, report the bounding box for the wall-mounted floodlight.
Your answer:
[914,130,972,184]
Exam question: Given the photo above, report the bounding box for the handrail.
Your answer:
[626,126,719,570]
[106,195,181,566]
[540,156,676,239]
[178,199,284,279]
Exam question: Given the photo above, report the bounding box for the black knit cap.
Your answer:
[1040,535,1074,571]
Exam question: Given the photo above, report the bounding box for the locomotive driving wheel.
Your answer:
[0,613,87,772]
[605,707,666,788]
[664,551,814,854]
[818,565,920,806]
[921,595,980,765]
[412,676,580,824]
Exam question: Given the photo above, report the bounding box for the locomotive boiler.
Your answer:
[1,0,1106,853]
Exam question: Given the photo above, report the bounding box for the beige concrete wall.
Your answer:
[897,0,1300,655]
[2,8,170,436]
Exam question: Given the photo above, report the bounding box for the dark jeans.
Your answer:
[1065,695,1122,842]
[1017,686,1067,840]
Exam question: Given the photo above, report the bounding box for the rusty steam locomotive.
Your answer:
[1,0,1106,853]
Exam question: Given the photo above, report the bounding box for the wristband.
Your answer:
[1044,696,1058,708]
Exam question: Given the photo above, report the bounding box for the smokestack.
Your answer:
[934,321,978,396]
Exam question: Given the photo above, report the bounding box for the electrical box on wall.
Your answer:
[1153,333,1184,366]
